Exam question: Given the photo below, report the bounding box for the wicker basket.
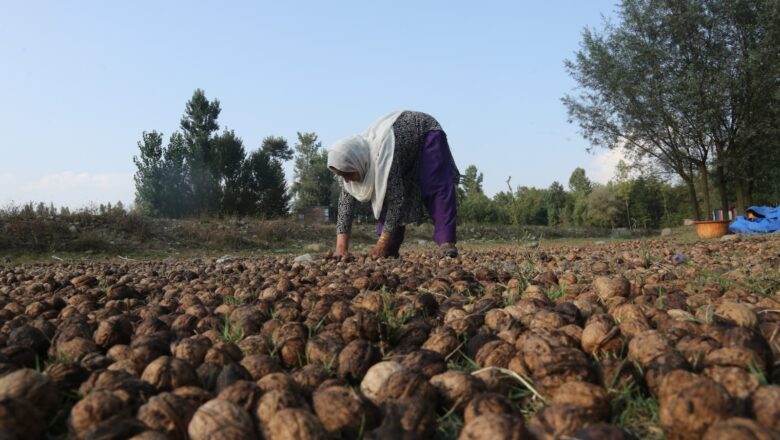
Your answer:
[694,220,730,239]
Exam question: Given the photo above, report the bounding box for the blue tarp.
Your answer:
[728,205,780,234]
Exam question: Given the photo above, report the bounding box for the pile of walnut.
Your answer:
[0,235,779,439]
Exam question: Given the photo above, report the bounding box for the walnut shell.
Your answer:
[0,397,45,440]
[266,408,326,440]
[0,368,58,417]
[593,276,630,300]
[338,339,380,383]
[305,334,343,369]
[550,381,610,421]
[312,385,378,437]
[93,315,133,349]
[422,328,460,356]
[458,413,526,440]
[291,364,329,397]
[239,354,282,381]
[255,388,308,427]
[58,336,99,362]
[7,325,49,356]
[475,340,515,368]
[702,417,777,440]
[214,362,252,394]
[187,398,255,440]
[137,392,200,440]
[44,361,89,390]
[374,369,439,406]
[581,319,622,355]
[527,403,592,440]
[627,330,672,368]
[217,380,263,414]
[714,302,758,328]
[463,392,516,424]
[401,349,447,378]
[141,356,199,391]
[703,366,760,401]
[173,336,211,368]
[257,372,298,394]
[80,416,148,440]
[571,423,638,440]
[429,371,486,410]
[360,361,406,405]
[751,385,780,432]
[659,372,732,440]
[69,391,130,439]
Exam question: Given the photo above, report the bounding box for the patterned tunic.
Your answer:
[336,111,456,235]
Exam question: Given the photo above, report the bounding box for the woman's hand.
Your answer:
[334,233,350,258]
[369,233,393,258]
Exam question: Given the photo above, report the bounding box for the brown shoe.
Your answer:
[439,243,458,258]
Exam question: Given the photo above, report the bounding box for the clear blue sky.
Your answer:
[0,1,622,208]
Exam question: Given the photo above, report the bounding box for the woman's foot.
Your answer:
[439,242,458,258]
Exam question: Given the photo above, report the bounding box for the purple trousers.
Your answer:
[377,130,458,253]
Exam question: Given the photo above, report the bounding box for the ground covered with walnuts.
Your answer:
[1,235,779,440]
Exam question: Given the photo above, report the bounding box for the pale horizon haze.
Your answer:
[0,1,623,209]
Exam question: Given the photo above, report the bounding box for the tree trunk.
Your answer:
[716,162,729,217]
[745,176,754,207]
[684,177,702,221]
[698,163,712,220]
[735,179,746,215]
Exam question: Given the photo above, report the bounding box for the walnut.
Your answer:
[0,368,58,417]
[463,392,516,424]
[68,391,130,439]
[141,356,199,391]
[265,408,326,440]
[312,385,378,437]
[458,413,526,440]
[429,371,486,411]
[187,398,255,440]
[137,392,200,440]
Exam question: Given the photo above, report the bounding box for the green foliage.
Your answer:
[291,132,335,211]
[546,181,568,226]
[459,165,484,199]
[610,383,663,440]
[221,316,244,343]
[133,89,292,218]
[569,167,592,226]
[563,0,780,217]
[181,89,222,214]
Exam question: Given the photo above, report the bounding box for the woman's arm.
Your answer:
[369,171,404,257]
[335,187,357,256]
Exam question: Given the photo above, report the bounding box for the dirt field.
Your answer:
[1,234,778,439]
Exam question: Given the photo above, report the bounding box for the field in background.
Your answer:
[0,208,674,263]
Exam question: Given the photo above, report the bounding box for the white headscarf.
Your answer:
[328,110,405,218]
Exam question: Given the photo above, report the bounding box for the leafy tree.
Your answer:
[514,186,549,225]
[568,167,592,226]
[586,184,622,227]
[565,0,780,219]
[260,136,294,161]
[460,165,484,198]
[291,132,334,210]
[133,131,194,217]
[546,181,567,226]
[160,132,192,217]
[239,149,289,217]
[133,131,165,216]
[212,129,246,214]
[180,89,222,214]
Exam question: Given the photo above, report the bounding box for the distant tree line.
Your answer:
[563,0,780,219]
[458,164,697,229]
[133,89,336,218]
